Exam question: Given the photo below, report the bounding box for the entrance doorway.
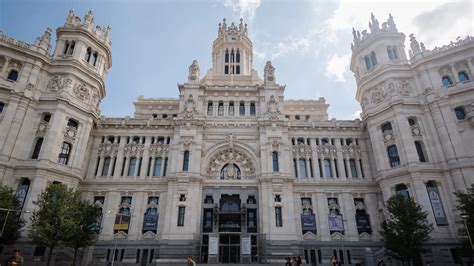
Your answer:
[219,234,240,263]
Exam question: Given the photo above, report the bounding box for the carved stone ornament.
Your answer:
[188,60,200,83]
[206,148,255,179]
[36,121,48,136]
[411,126,422,136]
[114,231,128,239]
[225,133,236,149]
[47,75,72,92]
[359,232,373,240]
[342,144,361,158]
[64,126,78,140]
[98,143,119,157]
[354,200,366,211]
[264,61,276,84]
[303,231,318,240]
[182,94,196,118]
[382,131,395,142]
[397,80,412,96]
[331,232,344,240]
[73,83,90,101]
[316,144,337,158]
[182,136,193,150]
[149,144,169,157]
[265,95,281,120]
[124,143,144,157]
[292,145,312,158]
[371,86,387,104]
[142,231,156,239]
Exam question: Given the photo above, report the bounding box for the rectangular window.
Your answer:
[203,208,213,232]
[229,102,234,116]
[128,157,137,176]
[102,157,111,176]
[272,151,279,172]
[250,102,256,115]
[318,159,323,177]
[31,138,44,159]
[275,207,283,227]
[153,158,162,176]
[299,159,307,177]
[177,207,185,226]
[415,141,427,162]
[324,159,332,177]
[293,159,298,177]
[247,209,257,233]
[349,159,358,177]
[334,159,339,177]
[387,145,400,167]
[239,102,245,116]
[183,151,190,171]
[207,103,213,116]
[163,157,168,176]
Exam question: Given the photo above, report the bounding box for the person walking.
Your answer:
[330,255,338,266]
[285,256,292,266]
[186,255,196,266]
[5,249,24,266]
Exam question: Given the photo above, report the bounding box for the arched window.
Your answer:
[128,157,137,176]
[58,142,72,165]
[68,41,75,55]
[414,141,427,162]
[454,106,466,120]
[236,49,240,63]
[182,151,189,171]
[272,151,279,172]
[299,159,307,178]
[349,159,358,177]
[250,102,256,115]
[324,159,333,177]
[85,47,92,62]
[63,41,70,54]
[207,101,213,116]
[395,184,410,199]
[297,138,305,145]
[387,145,400,167]
[43,113,51,123]
[0,102,4,113]
[387,46,398,60]
[381,122,392,132]
[67,118,79,129]
[239,101,245,116]
[7,70,18,81]
[442,75,453,87]
[153,158,162,176]
[218,101,224,116]
[92,52,98,66]
[228,101,234,116]
[364,55,372,70]
[31,138,44,159]
[102,157,111,176]
[370,51,377,67]
[458,71,470,82]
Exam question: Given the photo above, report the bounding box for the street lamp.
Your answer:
[107,210,133,266]
[461,214,473,251]
[0,207,23,238]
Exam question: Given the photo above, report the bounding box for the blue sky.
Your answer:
[1,0,472,119]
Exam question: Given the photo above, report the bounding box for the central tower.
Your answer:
[212,18,253,75]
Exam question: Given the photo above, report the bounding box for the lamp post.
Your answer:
[108,211,132,266]
[0,207,22,238]
[461,214,473,251]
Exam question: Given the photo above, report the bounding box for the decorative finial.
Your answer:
[369,13,380,33]
[84,9,94,27]
[409,33,421,56]
[66,8,76,25]
[188,60,200,84]
[387,13,397,32]
[264,61,276,85]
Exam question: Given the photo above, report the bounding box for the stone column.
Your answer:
[330,158,337,178]
[97,156,105,177]
[355,158,362,179]
[140,137,151,178]
[466,58,474,77]
[123,157,130,177]
[449,64,458,83]
[87,137,102,178]
[342,193,358,241]
[113,136,126,178]
[1,58,10,78]
[335,140,346,180]
[149,156,156,177]
[316,193,330,241]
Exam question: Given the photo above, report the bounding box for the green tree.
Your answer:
[454,184,474,261]
[380,195,433,265]
[64,199,101,266]
[0,186,25,245]
[29,183,78,266]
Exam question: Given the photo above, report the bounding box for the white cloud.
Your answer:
[272,37,311,60]
[223,0,261,23]
[325,53,351,82]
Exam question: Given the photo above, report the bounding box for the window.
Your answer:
[247,195,257,204]
[67,119,79,129]
[458,71,470,82]
[247,209,257,232]
[387,46,398,60]
[442,76,453,87]
[275,207,283,227]
[239,101,245,116]
[381,122,392,132]
[0,102,4,113]
[203,209,213,232]
[204,195,214,204]
[7,70,18,81]
[364,55,372,70]
[31,138,43,159]
[321,138,329,145]
[63,40,75,55]
[415,141,427,162]
[102,157,111,176]
[454,107,466,120]
[229,101,234,116]
[324,159,332,177]
[293,159,298,177]
[218,101,224,116]
[207,101,213,115]
[297,138,305,145]
[370,51,377,66]
[157,137,165,144]
[272,151,279,172]
[177,207,185,226]
[128,157,137,176]
[395,184,410,199]
[92,51,98,66]
[299,159,307,178]
[387,145,400,167]
[58,142,71,165]
[408,117,416,126]
[274,194,281,202]
[163,157,168,176]
[250,102,256,115]
[85,47,92,62]
[121,196,132,205]
[63,41,70,54]
[183,151,189,171]
[349,159,358,177]
[153,158,162,176]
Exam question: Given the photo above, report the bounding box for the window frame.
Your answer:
[57,142,72,165]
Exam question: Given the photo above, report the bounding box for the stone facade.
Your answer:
[0,10,473,265]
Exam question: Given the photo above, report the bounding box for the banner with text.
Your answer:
[301,213,317,233]
[328,215,344,231]
[143,213,159,231]
[113,214,130,231]
[427,186,448,225]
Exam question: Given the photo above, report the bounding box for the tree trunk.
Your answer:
[72,247,79,266]
[46,246,54,266]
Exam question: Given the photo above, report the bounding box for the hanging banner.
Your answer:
[143,213,159,231]
[15,184,30,210]
[301,213,317,233]
[209,236,219,255]
[355,213,372,233]
[241,237,251,255]
[113,214,130,230]
[328,215,344,231]
[427,186,448,225]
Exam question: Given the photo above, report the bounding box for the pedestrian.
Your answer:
[296,256,303,265]
[330,255,338,266]
[292,256,298,266]
[6,249,24,266]
[285,256,292,266]
[186,255,196,266]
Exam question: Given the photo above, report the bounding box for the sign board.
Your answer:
[427,186,448,225]
[241,237,251,255]
[355,213,372,233]
[209,236,219,255]
[113,214,130,231]
[328,215,344,231]
[301,213,317,233]
[15,184,30,210]
[143,213,159,231]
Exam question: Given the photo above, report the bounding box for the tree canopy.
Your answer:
[0,186,25,245]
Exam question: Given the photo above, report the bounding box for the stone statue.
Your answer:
[183,94,196,118]
[66,9,76,25]
[188,60,200,83]
[264,61,275,84]
[368,13,380,33]
[387,13,397,31]
[409,33,421,55]
[84,9,94,27]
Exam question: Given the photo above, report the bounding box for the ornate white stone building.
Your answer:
[0,10,473,265]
